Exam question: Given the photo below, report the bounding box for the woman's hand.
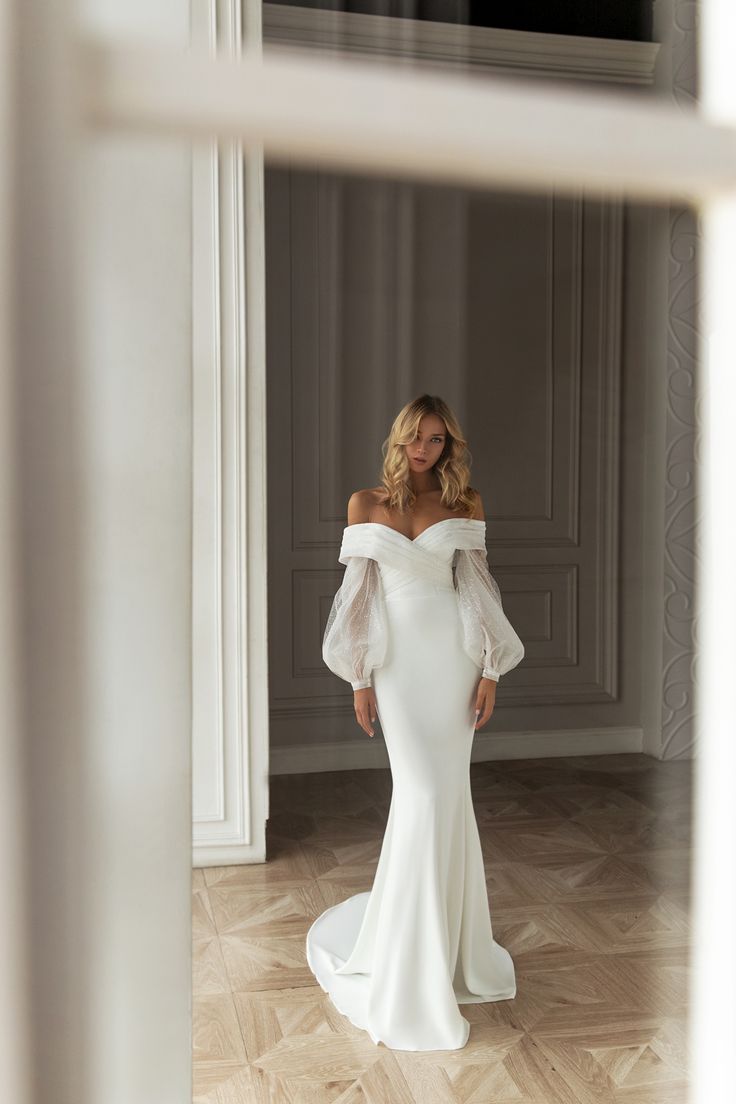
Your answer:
[353,686,378,738]
[474,676,497,729]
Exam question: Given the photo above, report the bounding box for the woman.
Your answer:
[306,393,525,1051]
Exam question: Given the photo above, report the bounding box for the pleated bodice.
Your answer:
[339,518,484,599]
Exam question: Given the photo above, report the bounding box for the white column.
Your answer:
[691,1,736,1098]
[5,0,194,1099]
[77,1,194,1095]
[191,0,270,865]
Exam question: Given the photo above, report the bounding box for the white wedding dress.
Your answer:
[306,517,525,1051]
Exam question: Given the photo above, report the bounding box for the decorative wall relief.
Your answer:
[661,0,700,758]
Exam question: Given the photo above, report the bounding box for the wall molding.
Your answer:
[270,725,644,775]
[191,0,270,865]
[659,0,699,759]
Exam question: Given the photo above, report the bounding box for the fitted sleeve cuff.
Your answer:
[482,667,500,682]
[351,677,372,691]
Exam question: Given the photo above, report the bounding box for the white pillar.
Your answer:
[5,0,194,1100]
[692,1,736,1099]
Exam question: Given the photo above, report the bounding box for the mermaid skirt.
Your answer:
[306,582,516,1051]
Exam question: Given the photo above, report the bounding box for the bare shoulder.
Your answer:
[347,487,383,526]
[468,487,485,521]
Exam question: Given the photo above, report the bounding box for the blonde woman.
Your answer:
[307,393,524,1051]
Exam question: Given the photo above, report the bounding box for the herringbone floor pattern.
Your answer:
[193,753,692,1103]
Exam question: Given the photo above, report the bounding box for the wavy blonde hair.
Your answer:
[376,394,478,516]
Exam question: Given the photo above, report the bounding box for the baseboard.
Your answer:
[269,726,645,776]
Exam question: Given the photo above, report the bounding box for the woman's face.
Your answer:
[405,415,447,473]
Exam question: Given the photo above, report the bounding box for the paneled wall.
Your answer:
[266,167,659,772]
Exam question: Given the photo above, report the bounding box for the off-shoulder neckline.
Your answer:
[345,517,485,545]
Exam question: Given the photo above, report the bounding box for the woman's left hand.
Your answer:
[474,676,497,729]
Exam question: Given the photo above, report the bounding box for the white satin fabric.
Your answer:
[308,519,522,1051]
[321,519,524,690]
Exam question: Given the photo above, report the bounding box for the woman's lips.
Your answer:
[413,458,427,464]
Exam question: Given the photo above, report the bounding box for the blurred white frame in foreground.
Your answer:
[77,18,734,1103]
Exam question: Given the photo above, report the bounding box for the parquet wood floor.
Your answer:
[193,753,692,1103]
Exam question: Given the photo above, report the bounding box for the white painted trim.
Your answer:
[80,41,736,203]
[692,191,736,1104]
[262,1,660,85]
[270,726,644,776]
[691,5,736,1097]
[191,0,269,864]
[191,0,226,828]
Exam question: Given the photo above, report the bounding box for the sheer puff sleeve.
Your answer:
[322,553,388,691]
[454,546,525,682]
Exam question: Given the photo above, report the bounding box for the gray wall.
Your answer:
[266,167,663,767]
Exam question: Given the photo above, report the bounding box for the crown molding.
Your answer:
[263,2,660,85]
